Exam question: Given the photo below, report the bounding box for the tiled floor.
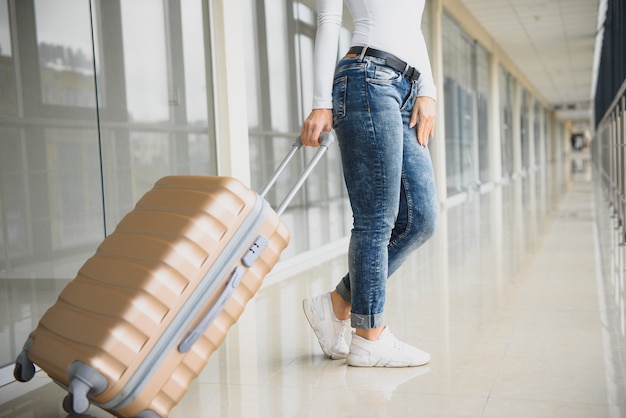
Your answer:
[1,151,625,417]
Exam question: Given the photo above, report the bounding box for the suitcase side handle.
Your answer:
[178,265,246,353]
[259,132,335,216]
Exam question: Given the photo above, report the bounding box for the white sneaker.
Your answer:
[303,292,350,359]
[346,327,430,367]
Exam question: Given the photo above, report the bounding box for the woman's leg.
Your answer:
[333,63,405,332]
[335,81,438,325]
[304,58,434,366]
[387,96,439,276]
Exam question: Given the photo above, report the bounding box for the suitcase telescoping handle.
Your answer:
[178,133,335,354]
[259,132,335,216]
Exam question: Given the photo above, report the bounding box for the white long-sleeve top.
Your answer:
[312,0,436,109]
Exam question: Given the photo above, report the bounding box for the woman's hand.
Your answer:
[409,96,436,147]
[300,108,333,147]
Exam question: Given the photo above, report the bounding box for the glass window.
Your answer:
[243,1,261,128]
[500,67,514,178]
[34,0,95,108]
[0,0,217,276]
[533,100,542,167]
[296,32,315,120]
[0,0,10,56]
[0,0,218,374]
[265,0,291,132]
[520,88,530,173]
[475,44,490,183]
[244,0,351,257]
[118,1,168,122]
[181,0,209,125]
[1,0,20,273]
[541,107,550,168]
[96,0,217,231]
[442,13,481,195]
[0,0,103,281]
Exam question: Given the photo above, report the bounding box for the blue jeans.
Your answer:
[332,55,439,329]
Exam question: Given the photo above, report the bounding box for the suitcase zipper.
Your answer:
[100,195,271,411]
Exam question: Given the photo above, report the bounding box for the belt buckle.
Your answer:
[402,62,409,77]
[358,46,369,61]
[408,67,420,82]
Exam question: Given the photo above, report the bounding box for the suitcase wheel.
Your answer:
[13,350,35,382]
[65,361,108,415]
[62,394,74,414]
[62,394,95,416]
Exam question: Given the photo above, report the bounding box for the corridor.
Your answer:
[1,151,624,418]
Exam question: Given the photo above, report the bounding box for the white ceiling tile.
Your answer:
[457,0,599,123]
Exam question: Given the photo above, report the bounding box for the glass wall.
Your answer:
[498,68,549,180]
[0,0,216,374]
[520,87,530,174]
[532,99,542,168]
[243,0,352,258]
[1,0,444,276]
[475,43,490,183]
[442,13,490,195]
[98,0,216,231]
[0,0,216,280]
[499,67,515,178]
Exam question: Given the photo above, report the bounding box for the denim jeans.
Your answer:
[332,55,439,329]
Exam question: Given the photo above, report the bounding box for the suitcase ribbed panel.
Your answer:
[25,176,289,418]
[116,207,290,417]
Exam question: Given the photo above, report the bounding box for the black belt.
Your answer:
[346,46,421,82]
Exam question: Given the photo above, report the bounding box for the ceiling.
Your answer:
[457,0,604,132]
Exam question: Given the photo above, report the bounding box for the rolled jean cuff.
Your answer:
[335,276,385,329]
[350,312,384,330]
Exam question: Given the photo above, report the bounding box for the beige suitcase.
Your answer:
[13,134,334,417]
